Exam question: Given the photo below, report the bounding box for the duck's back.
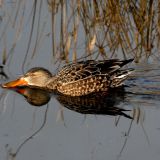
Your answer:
[50,59,134,96]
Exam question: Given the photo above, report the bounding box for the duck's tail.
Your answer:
[120,58,134,67]
[110,68,134,87]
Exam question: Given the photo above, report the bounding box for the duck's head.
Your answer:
[1,67,52,89]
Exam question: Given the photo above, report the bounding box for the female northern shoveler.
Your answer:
[1,59,134,96]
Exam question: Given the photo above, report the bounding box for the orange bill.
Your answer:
[1,78,28,88]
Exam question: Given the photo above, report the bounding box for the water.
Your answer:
[0,63,160,160]
[1,1,160,160]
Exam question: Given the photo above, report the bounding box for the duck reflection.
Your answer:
[14,87,50,106]
[56,88,132,119]
[14,87,132,119]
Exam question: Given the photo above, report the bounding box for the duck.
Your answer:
[1,59,134,96]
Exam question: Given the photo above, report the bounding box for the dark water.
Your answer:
[0,63,160,160]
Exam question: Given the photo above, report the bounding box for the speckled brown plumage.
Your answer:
[46,59,134,96]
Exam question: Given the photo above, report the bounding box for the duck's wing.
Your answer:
[56,59,134,84]
[56,60,100,84]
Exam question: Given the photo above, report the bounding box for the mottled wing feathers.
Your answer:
[56,61,101,84]
[56,59,133,84]
[50,59,134,96]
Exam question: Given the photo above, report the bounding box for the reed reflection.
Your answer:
[14,87,132,119]
[0,66,8,80]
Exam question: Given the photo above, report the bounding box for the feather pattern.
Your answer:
[46,59,134,96]
[2,59,134,96]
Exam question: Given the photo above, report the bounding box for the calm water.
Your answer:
[0,62,160,160]
[0,1,160,160]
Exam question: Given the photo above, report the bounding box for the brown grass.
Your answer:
[48,0,160,63]
[0,0,160,68]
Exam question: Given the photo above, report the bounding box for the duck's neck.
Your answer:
[44,76,58,91]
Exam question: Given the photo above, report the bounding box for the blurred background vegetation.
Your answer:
[0,0,160,72]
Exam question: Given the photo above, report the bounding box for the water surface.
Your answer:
[0,1,160,160]
[0,62,160,160]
